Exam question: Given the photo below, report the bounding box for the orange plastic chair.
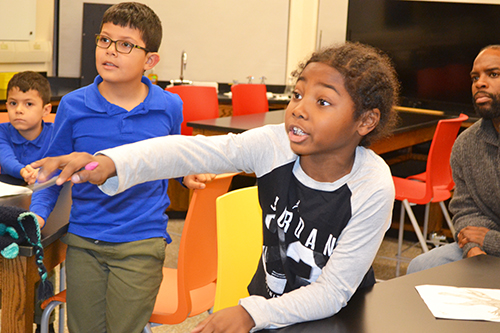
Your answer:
[0,112,9,123]
[0,112,56,123]
[41,173,237,333]
[392,113,468,275]
[230,84,269,116]
[44,112,57,123]
[166,86,219,135]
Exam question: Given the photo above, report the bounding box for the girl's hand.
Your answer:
[191,305,255,333]
[31,152,117,186]
[183,173,216,190]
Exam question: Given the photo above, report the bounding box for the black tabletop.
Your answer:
[187,109,451,135]
[258,255,500,333]
[0,174,70,256]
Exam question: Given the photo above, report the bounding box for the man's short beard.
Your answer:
[473,93,500,120]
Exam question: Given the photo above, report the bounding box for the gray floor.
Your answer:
[2,219,427,333]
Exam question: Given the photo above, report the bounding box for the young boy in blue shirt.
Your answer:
[0,71,56,332]
[34,42,400,332]
[30,2,209,332]
[0,71,53,184]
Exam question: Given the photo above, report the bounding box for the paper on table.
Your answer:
[0,181,32,198]
[416,284,500,322]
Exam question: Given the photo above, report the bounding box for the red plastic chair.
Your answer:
[41,173,238,332]
[231,84,269,116]
[392,113,468,275]
[166,86,219,135]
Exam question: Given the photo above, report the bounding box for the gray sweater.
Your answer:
[449,118,500,257]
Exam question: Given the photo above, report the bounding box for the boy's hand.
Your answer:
[34,213,45,229]
[191,305,255,333]
[183,173,216,190]
[20,165,39,185]
[31,152,117,186]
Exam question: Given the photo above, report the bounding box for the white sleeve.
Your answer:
[98,124,294,195]
[240,159,394,331]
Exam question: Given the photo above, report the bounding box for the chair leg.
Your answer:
[396,203,405,277]
[41,301,64,333]
[143,323,154,333]
[59,263,66,333]
[422,203,430,240]
[439,201,456,237]
[401,199,429,253]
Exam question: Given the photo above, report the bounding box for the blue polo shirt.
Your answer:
[30,75,183,243]
[0,121,53,179]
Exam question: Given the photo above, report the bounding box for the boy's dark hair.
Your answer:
[292,42,400,147]
[7,71,51,105]
[101,2,162,53]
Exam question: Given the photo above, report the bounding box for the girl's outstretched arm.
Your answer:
[31,152,116,186]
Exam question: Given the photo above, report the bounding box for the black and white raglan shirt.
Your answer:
[97,123,395,331]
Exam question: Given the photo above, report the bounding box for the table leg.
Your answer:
[0,239,67,333]
[1,254,37,333]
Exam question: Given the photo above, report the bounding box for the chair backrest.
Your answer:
[166,85,219,135]
[213,186,263,312]
[176,173,237,317]
[0,112,9,123]
[427,113,469,191]
[231,84,269,116]
[0,112,56,123]
[44,112,56,123]
[151,172,237,324]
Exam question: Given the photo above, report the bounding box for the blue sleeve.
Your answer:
[30,100,73,221]
[0,124,24,179]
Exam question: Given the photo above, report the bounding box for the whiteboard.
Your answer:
[59,0,289,85]
[0,0,36,40]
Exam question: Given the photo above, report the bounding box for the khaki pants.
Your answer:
[62,233,166,333]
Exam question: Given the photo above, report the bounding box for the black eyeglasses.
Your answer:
[95,34,150,54]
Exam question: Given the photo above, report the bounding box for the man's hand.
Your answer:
[31,152,117,186]
[191,305,255,333]
[183,173,216,190]
[466,246,486,258]
[457,226,490,248]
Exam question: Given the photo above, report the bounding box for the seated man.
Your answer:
[408,45,500,273]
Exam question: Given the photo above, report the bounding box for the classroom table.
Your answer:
[0,176,71,333]
[186,108,452,155]
[257,255,500,333]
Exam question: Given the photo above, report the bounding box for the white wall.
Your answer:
[3,0,500,81]
[59,0,289,85]
[0,0,54,74]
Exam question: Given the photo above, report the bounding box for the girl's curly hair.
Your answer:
[292,42,400,147]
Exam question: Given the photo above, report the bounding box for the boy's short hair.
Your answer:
[7,71,51,105]
[293,42,400,147]
[101,2,162,53]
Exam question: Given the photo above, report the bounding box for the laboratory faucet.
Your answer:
[180,51,187,81]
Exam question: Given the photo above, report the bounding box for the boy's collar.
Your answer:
[88,75,161,114]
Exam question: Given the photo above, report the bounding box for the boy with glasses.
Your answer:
[29,2,209,332]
